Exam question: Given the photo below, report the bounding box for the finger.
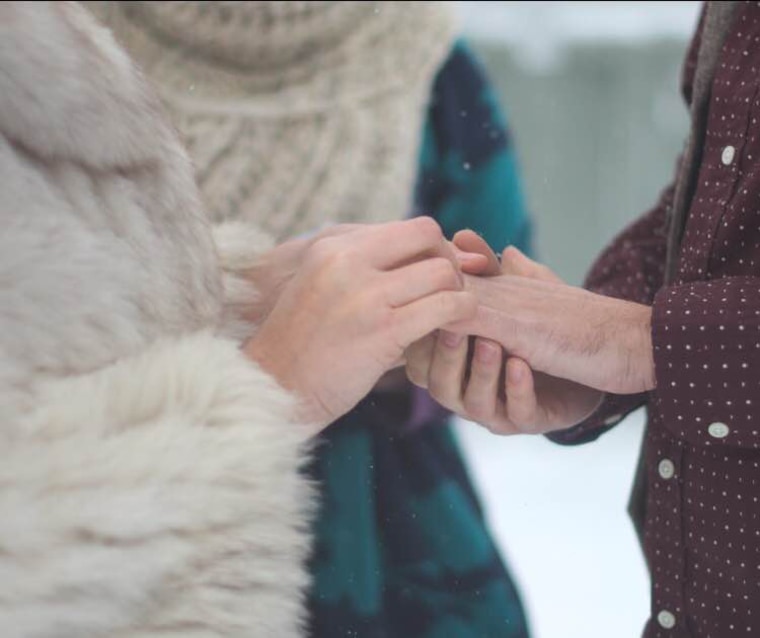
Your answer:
[357,217,458,271]
[504,357,540,432]
[391,290,476,350]
[426,330,469,410]
[453,230,501,275]
[405,334,436,388]
[462,338,503,424]
[383,257,463,307]
[453,246,491,275]
[501,246,562,283]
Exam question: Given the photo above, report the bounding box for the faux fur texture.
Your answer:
[0,3,314,635]
[1,332,314,637]
[213,222,275,342]
[0,1,221,412]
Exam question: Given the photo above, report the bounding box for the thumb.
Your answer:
[453,230,501,276]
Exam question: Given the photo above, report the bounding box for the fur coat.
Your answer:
[0,3,313,636]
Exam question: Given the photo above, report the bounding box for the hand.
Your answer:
[243,226,492,327]
[406,241,606,435]
[244,218,476,428]
[240,224,361,325]
[449,233,654,394]
[460,268,655,395]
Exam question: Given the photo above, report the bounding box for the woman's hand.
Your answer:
[244,218,477,428]
[240,224,361,325]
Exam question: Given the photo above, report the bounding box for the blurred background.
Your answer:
[450,2,701,638]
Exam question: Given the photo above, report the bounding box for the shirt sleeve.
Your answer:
[650,277,760,449]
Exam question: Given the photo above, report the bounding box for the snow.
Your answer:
[455,1,702,71]
[455,410,650,638]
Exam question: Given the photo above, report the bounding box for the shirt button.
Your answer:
[658,459,675,480]
[721,145,736,165]
[708,422,730,439]
[657,610,677,629]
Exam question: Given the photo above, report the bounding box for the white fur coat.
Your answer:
[0,3,312,636]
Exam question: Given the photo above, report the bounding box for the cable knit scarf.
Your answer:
[88,1,456,240]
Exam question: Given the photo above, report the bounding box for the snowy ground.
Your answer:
[455,410,650,638]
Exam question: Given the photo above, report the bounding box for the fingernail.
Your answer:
[456,252,481,262]
[440,331,463,348]
[476,340,499,363]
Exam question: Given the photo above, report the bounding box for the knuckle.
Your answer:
[411,216,443,245]
[430,258,461,290]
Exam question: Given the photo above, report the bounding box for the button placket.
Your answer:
[648,431,687,635]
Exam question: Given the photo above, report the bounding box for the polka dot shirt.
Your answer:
[553,3,760,636]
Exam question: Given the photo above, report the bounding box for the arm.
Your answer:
[404,5,709,440]
[406,200,669,437]
[550,2,708,442]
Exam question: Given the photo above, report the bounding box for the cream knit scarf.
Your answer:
[88,1,456,240]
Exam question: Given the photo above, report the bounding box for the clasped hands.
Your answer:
[244,219,656,434]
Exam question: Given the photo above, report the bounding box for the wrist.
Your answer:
[614,301,655,394]
[243,335,331,429]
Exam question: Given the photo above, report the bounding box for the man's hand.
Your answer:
[244,218,476,428]
[406,237,618,435]
[460,268,655,395]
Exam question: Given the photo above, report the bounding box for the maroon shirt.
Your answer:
[553,3,760,636]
